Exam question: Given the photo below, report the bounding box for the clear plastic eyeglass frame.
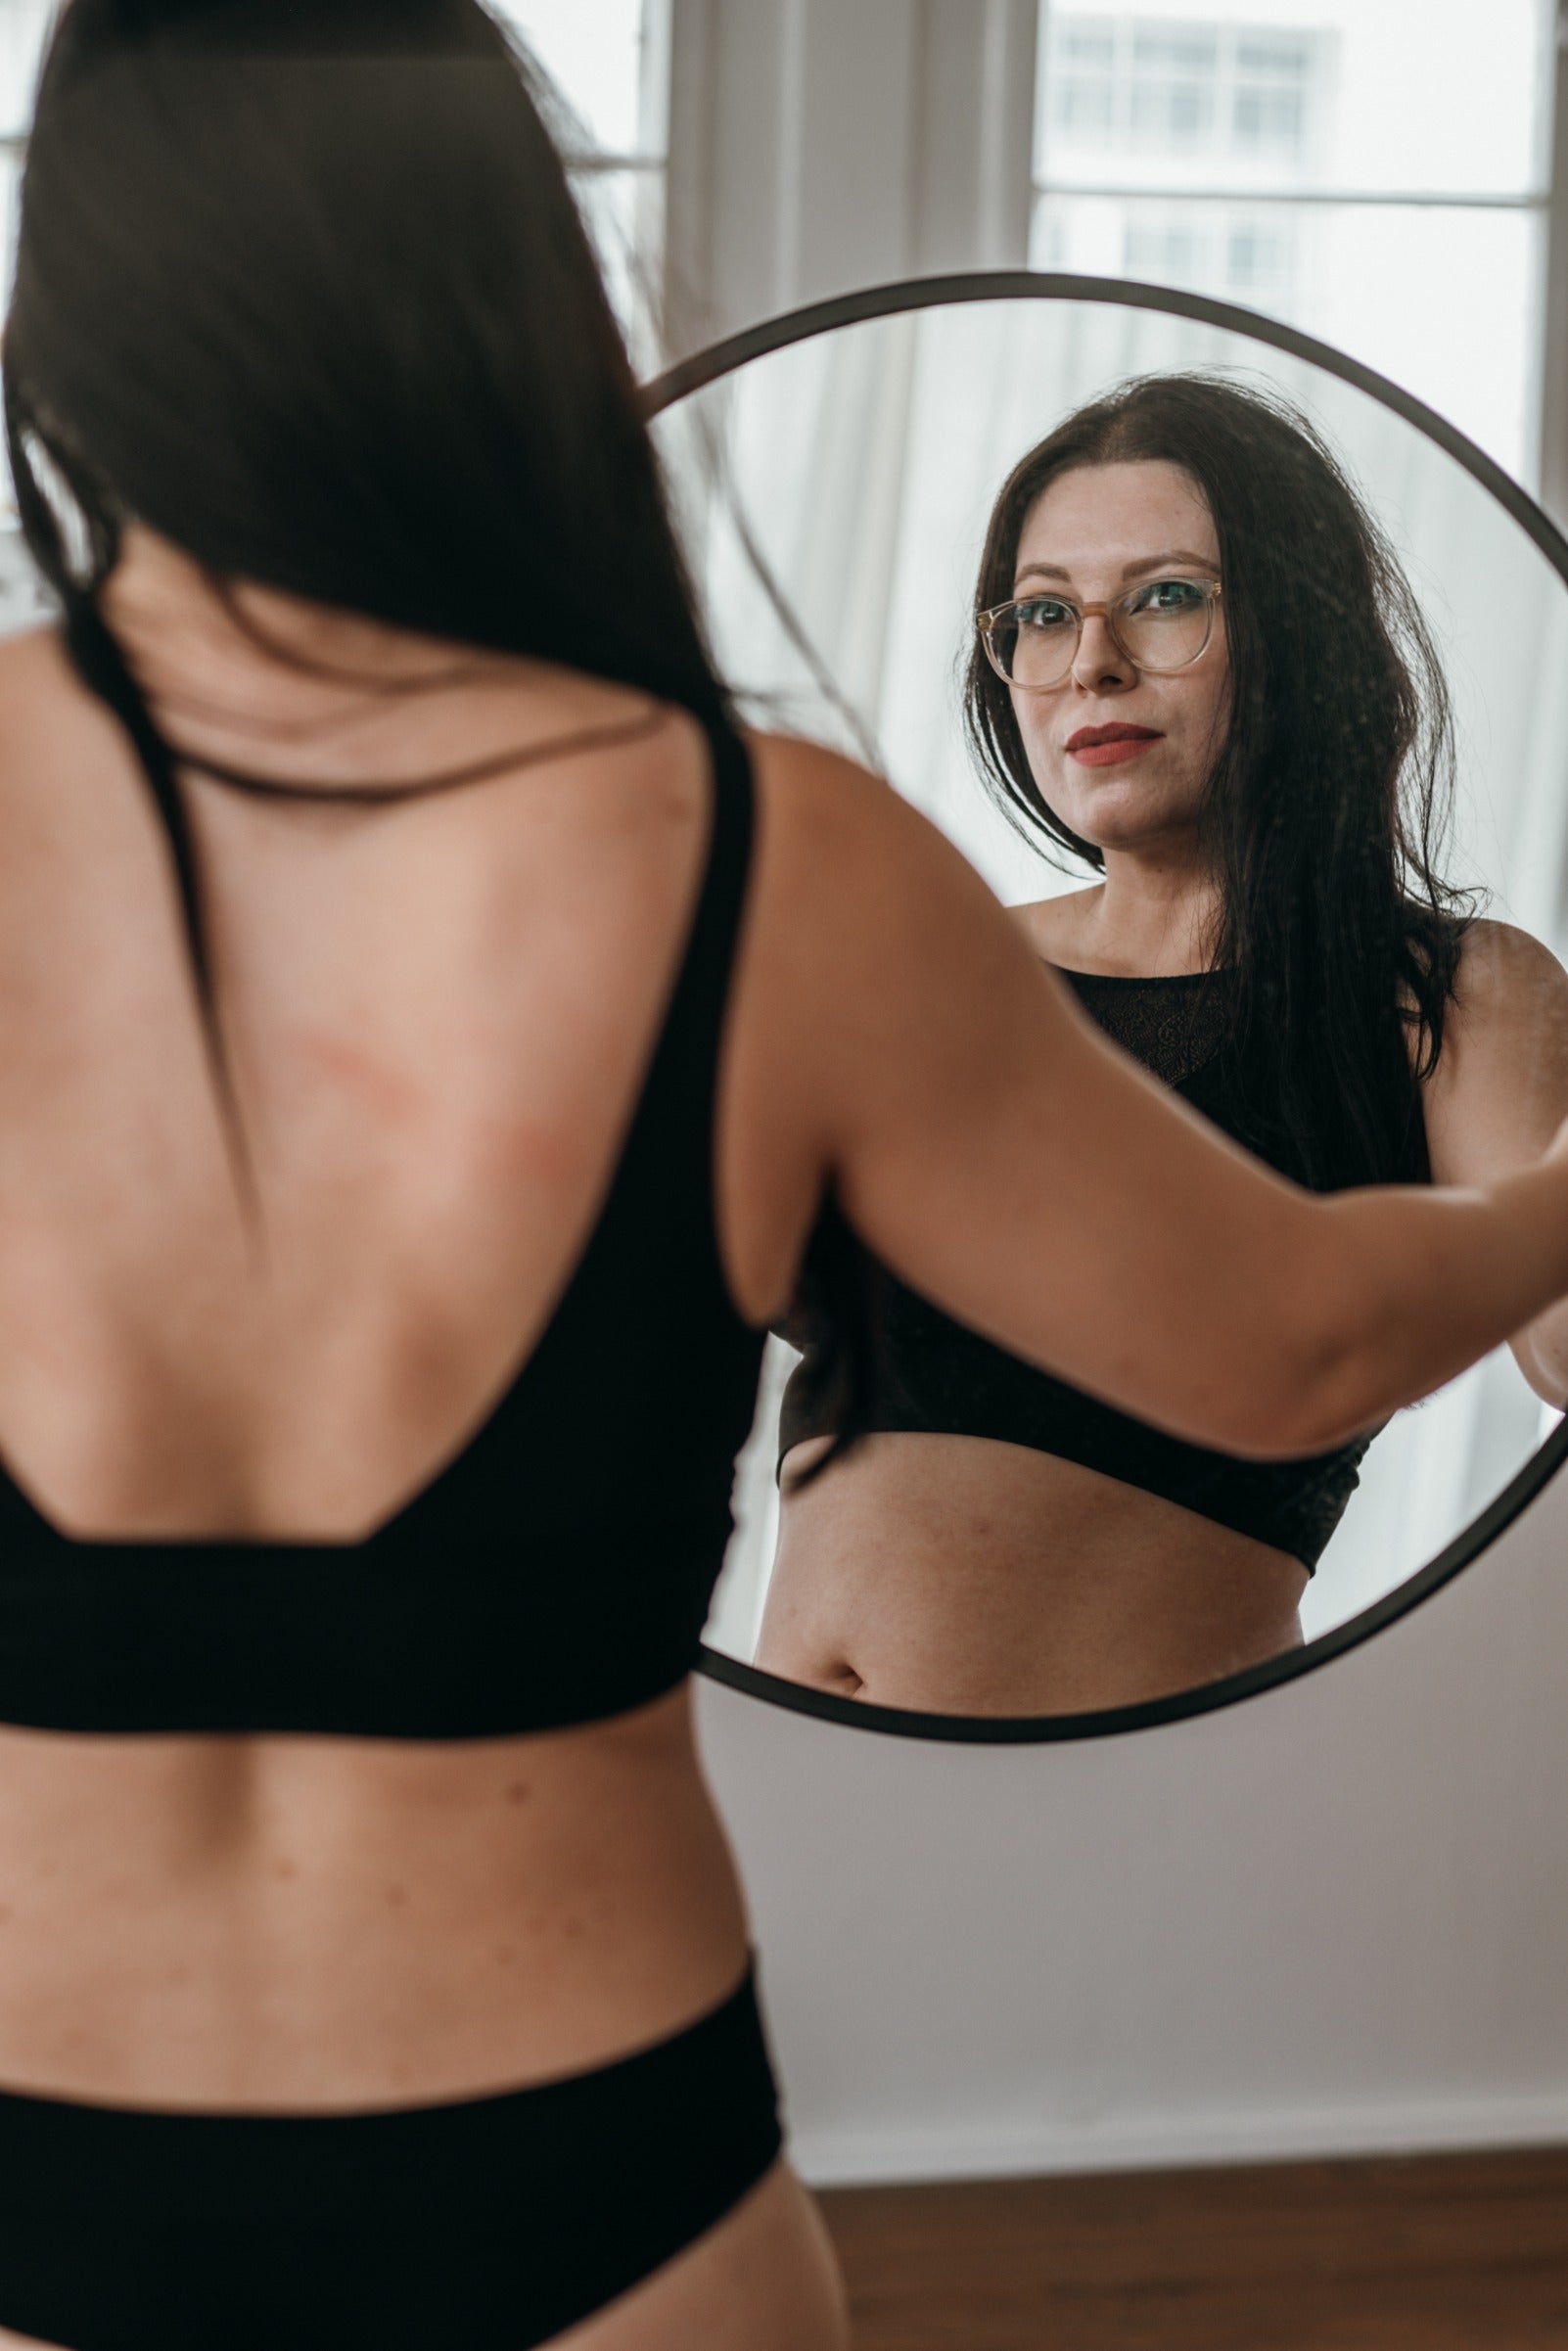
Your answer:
[977,578,1223,690]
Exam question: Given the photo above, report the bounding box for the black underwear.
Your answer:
[0,1969,782,2350]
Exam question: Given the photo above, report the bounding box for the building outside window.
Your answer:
[1033,0,1557,483]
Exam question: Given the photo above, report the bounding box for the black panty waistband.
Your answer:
[0,1965,780,2225]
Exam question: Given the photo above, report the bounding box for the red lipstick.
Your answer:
[1066,723,1164,768]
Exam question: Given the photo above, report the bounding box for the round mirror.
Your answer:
[647,272,1568,1741]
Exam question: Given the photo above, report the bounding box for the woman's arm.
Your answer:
[719,740,1568,1460]
[1420,919,1568,1405]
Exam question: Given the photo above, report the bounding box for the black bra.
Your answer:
[780,967,1431,1574]
[0,717,765,1737]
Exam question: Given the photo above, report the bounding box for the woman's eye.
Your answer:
[1126,577,1206,615]
[1016,599,1077,631]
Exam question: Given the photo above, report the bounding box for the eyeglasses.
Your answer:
[977,577,1222,691]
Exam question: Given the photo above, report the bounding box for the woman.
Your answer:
[762,375,1568,1718]
[4,11,1568,2347]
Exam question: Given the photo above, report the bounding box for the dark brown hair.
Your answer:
[964,371,1472,1190]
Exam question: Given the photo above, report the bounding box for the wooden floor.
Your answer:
[819,2147,1568,2349]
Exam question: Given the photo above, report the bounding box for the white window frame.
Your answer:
[1032,0,1565,504]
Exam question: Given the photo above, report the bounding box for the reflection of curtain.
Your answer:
[673,301,1568,1648]
[678,314,922,759]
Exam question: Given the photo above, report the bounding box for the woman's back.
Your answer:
[0,553,782,2081]
[0,609,718,1546]
[0,571,866,2346]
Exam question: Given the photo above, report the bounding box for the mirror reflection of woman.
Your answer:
[762,377,1568,1717]
[13,15,1568,2343]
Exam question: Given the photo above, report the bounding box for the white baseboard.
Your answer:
[793,2090,1568,2190]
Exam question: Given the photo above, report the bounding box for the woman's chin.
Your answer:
[1046,776,1203,853]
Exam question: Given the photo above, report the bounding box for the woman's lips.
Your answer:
[1066,723,1164,768]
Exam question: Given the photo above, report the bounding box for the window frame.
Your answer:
[1032,0,1565,502]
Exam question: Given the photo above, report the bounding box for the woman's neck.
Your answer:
[1057,836,1221,978]
[94,525,608,794]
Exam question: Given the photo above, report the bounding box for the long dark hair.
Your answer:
[4,0,884,1454]
[964,372,1472,1191]
[9,0,726,706]
[5,0,738,1065]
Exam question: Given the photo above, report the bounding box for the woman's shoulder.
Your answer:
[0,622,73,699]
[742,729,946,887]
[734,730,1058,1031]
[1453,916,1568,1012]
[743,727,889,807]
[1421,917,1568,1108]
[0,623,120,780]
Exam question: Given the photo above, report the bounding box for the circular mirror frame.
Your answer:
[645,268,1568,1745]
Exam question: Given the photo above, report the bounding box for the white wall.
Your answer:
[698,1461,1568,2186]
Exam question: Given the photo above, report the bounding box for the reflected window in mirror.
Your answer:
[1033,0,1555,479]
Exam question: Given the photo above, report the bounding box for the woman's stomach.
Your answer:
[760,1433,1308,1716]
[0,1683,750,2111]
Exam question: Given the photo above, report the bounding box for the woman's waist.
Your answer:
[766,1435,1308,1714]
[0,1688,752,2113]
[779,1428,1309,1575]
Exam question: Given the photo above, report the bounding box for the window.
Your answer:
[1034,0,1556,480]
[1130,27,1219,146]
[0,0,54,289]
[490,1,671,365]
[1048,16,1326,169]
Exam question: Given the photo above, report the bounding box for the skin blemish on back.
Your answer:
[385,1884,409,1909]
[504,1780,532,1807]
[298,1030,431,1131]
[271,1859,299,1882]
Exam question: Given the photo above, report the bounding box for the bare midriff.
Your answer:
[0,1684,752,2112]
[759,1434,1308,1715]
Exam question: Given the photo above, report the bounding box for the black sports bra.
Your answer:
[779,965,1432,1574]
[0,716,765,1737]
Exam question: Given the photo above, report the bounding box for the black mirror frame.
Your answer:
[643,267,1568,1746]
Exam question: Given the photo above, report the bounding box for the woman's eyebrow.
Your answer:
[1012,547,1219,589]
[1120,548,1219,579]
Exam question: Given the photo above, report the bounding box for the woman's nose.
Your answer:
[1070,612,1134,693]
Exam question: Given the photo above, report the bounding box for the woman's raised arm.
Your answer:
[720,738,1568,1458]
